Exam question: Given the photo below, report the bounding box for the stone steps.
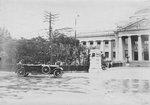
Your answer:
[129,61,150,67]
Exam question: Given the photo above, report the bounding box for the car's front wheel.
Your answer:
[53,69,63,78]
[101,65,106,70]
[17,67,27,77]
[24,72,29,77]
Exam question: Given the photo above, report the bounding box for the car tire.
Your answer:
[53,69,63,78]
[42,66,50,74]
[101,65,106,70]
[17,67,26,77]
[24,72,29,77]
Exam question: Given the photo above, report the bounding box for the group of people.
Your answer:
[101,53,112,68]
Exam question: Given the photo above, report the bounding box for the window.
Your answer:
[144,41,149,51]
[97,41,101,45]
[125,50,128,57]
[105,52,109,58]
[134,41,138,50]
[125,38,128,46]
[83,41,86,45]
[92,53,95,57]
[112,40,116,48]
[113,52,116,58]
[134,41,138,45]
[105,41,109,44]
[105,41,109,47]
[144,41,148,44]
[90,41,93,45]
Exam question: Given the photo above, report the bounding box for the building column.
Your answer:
[118,37,123,61]
[86,41,89,48]
[101,40,104,54]
[115,38,119,61]
[138,35,142,61]
[149,35,150,61]
[93,41,97,48]
[128,36,132,61]
[109,40,112,60]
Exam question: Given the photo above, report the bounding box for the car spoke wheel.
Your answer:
[17,67,26,77]
[42,67,50,74]
[53,69,63,78]
[24,72,29,77]
[101,65,106,70]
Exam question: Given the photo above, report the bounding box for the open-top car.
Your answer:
[16,63,63,78]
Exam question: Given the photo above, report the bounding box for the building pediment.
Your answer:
[118,18,150,32]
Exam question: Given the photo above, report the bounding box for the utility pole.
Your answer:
[75,18,77,46]
[49,12,52,40]
[44,11,58,64]
[74,14,79,66]
[44,11,58,40]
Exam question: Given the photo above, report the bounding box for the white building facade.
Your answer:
[116,18,150,63]
[77,8,150,66]
[78,31,117,62]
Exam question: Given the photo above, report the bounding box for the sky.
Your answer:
[0,0,149,39]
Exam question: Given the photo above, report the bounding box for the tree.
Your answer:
[16,36,50,64]
[16,33,88,66]
[0,28,17,70]
[52,30,86,65]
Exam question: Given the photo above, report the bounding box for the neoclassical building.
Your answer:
[77,7,150,66]
[78,31,116,61]
[116,18,150,62]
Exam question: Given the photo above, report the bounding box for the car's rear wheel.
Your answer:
[17,67,27,77]
[42,66,50,74]
[53,69,63,78]
[101,65,106,70]
[24,72,29,77]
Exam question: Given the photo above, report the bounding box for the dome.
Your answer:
[117,2,150,30]
[134,7,150,15]
[130,6,150,20]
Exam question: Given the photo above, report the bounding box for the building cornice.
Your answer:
[116,18,150,33]
[117,28,149,33]
[77,31,115,38]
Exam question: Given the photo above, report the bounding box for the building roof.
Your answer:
[77,30,115,38]
[116,6,150,32]
[78,5,150,37]
[133,6,150,17]
[116,18,146,32]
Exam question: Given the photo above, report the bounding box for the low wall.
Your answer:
[0,64,90,72]
[112,62,123,67]
[61,65,89,72]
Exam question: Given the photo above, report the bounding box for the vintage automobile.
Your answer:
[16,64,63,77]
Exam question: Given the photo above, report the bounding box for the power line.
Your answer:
[44,11,59,40]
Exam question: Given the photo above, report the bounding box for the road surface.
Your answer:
[0,67,150,105]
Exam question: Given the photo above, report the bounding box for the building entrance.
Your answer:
[142,35,149,61]
[132,36,138,61]
[144,51,149,60]
[134,51,138,61]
